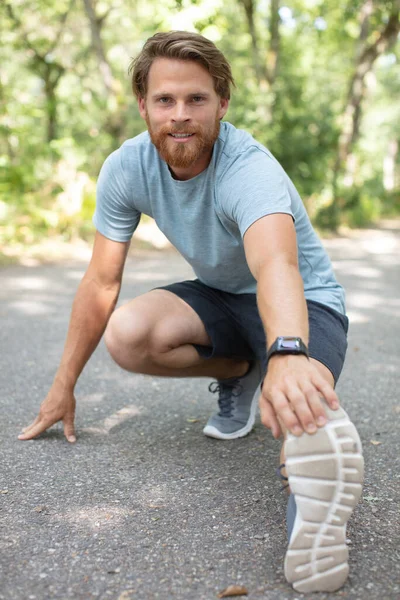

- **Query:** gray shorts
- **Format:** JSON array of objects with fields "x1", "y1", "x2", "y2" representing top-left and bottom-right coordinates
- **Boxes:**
[{"x1": 159, "y1": 279, "x2": 349, "y2": 385}]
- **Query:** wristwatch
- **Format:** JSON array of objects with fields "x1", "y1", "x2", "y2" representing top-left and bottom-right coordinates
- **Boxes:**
[{"x1": 267, "y1": 336, "x2": 309, "y2": 361}]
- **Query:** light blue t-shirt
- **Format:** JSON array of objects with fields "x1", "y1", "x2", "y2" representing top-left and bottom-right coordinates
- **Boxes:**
[{"x1": 93, "y1": 121, "x2": 345, "y2": 314}]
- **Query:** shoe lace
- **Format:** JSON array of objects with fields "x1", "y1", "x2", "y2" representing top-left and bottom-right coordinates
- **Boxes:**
[
  {"x1": 208, "y1": 379, "x2": 243, "y2": 417},
  {"x1": 276, "y1": 463, "x2": 290, "y2": 491}
]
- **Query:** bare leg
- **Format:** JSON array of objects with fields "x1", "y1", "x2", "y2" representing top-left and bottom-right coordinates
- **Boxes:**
[{"x1": 104, "y1": 289, "x2": 249, "y2": 380}]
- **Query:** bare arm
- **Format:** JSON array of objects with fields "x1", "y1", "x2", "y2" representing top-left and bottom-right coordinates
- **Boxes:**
[
  {"x1": 19, "y1": 232, "x2": 130, "y2": 442},
  {"x1": 243, "y1": 214, "x2": 339, "y2": 438},
  {"x1": 56, "y1": 232, "x2": 130, "y2": 387}
]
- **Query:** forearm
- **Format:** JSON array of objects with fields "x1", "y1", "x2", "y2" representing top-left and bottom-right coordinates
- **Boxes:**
[
  {"x1": 55, "y1": 275, "x2": 121, "y2": 389},
  {"x1": 244, "y1": 215, "x2": 338, "y2": 438},
  {"x1": 256, "y1": 258, "x2": 308, "y2": 350}
]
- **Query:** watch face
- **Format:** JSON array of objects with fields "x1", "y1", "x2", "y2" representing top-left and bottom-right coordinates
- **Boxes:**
[{"x1": 278, "y1": 337, "x2": 301, "y2": 350}]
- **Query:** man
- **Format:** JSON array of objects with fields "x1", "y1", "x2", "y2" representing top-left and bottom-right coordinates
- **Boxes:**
[{"x1": 19, "y1": 31, "x2": 364, "y2": 593}]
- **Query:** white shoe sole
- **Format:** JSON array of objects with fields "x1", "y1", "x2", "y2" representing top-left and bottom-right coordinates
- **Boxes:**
[
  {"x1": 202, "y1": 385, "x2": 259, "y2": 440},
  {"x1": 284, "y1": 401, "x2": 364, "y2": 593}
]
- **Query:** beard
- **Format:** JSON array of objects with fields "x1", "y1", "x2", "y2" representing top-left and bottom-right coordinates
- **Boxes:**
[{"x1": 146, "y1": 113, "x2": 221, "y2": 169}]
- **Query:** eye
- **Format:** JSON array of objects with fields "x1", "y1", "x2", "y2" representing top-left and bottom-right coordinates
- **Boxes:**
[
  {"x1": 158, "y1": 97, "x2": 172, "y2": 104},
  {"x1": 192, "y1": 96, "x2": 205, "y2": 102}
]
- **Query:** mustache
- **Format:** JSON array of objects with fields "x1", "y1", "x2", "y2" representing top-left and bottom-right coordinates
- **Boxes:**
[{"x1": 161, "y1": 125, "x2": 197, "y2": 135}]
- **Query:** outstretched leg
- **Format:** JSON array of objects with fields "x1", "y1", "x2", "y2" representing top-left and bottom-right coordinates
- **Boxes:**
[{"x1": 281, "y1": 359, "x2": 364, "y2": 593}]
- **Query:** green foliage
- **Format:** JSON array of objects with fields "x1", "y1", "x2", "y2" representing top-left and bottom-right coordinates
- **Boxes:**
[
  {"x1": 0, "y1": 0, "x2": 399, "y2": 256},
  {"x1": 315, "y1": 182, "x2": 400, "y2": 230}
]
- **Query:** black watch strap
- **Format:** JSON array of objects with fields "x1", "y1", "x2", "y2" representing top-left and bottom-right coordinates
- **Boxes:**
[{"x1": 267, "y1": 336, "x2": 309, "y2": 361}]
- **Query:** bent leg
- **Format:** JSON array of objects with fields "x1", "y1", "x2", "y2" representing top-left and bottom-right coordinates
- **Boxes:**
[{"x1": 104, "y1": 289, "x2": 248, "y2": 379}]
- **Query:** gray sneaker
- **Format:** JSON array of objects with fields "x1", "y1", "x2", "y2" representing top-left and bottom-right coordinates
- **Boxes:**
[
  {"x1": 283, "y1": 400, "x2": 364, "y2": 593},
  {"x1": 202, "y1": 362, "x2": 262, "y2": 440}
]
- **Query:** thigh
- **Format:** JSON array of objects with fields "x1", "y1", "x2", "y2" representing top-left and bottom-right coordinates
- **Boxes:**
[
  {"x1": 110, "y1": 288, "x2": 211, "y2": 349},
  {"x1": 157, "y1": 280, "x2": 256, "y2": 361}
]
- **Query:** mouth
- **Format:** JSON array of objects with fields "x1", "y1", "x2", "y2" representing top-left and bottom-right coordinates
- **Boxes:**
[{"x1": 168, "y1": 133, "x2": 195, "y2": 140}]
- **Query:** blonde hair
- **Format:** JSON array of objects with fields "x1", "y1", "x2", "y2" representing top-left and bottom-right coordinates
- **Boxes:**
[{"x1": 129, "y1": 31, "x2": 235, "y2": 99}]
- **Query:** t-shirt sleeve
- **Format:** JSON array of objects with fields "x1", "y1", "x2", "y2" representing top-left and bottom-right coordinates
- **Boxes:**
[
  {"x1": 93, "y1": 149, "x2": 141, "y2": 242},
  {"x1": 219, "y1": 147, "x2": 294, "y2": 237}
]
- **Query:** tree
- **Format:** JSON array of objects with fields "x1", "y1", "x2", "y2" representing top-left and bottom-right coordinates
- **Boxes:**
[
  {"x1": 5, "y1": 0, "x2": 74, "y2": 143},
  {"x1": 81, "y1": 0, "x2": 126, "y2": 140},
  {"x1": 237, "y1": 0, "x2": 281, "y2": 121},
  {"x1": 330, "y1": 0, "x2": 400, "y2": 227}
]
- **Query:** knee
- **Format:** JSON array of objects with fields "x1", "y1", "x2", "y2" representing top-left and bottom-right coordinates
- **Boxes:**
[
  {"x1": 104, "y1": 305, "x2": 176, "y2": 370},
  {"x1": 104, "y1": 306, "x2": 151, "y2": 369}
]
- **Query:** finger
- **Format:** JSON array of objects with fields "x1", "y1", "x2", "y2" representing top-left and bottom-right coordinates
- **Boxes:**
[
  {"x1": 270, "y1": 390, "x2": 303, "y2": 436},
  {"x1": 20, "y1": 416, "x2": 43, "y2": 436},
  {"x1": 285, "y1": 386, "x2": 319, "y2": 434},
  {"x1": 301, "y1": 383, "x2": 328, "y2": 427},
  {"x1": 312, "y1": 376, "x2": 340, "y2": 410},
  {"x1": 259, "y1": 396, "x2": 282, "y2": 438},
  {"x1": 18, "y1": 418, "x2": 51, "y2": 440},
  {"x1": 20, "y1": 415, "x2": 40, "y2": 434},
  {"x1": 63, "y1": 414, "x2": 76, "y2": 443}
]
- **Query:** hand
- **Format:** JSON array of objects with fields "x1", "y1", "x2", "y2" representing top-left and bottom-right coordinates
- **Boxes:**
[
  {"x1": 259, "y1": 354, "x2": 339, "y2": 439},
  {"x1": 18, "y1": 379, "x2": 76, "y2": 443}
]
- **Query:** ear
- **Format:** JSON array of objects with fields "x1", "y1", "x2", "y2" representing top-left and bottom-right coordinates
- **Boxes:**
[
  {"x1": 138, "y1": 97, "x2": 147, "y2": 120},
  {"x1": 218, "y1": 97, "x2": 229, "y2": 120}
]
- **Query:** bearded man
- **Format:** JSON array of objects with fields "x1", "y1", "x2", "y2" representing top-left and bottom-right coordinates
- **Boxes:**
[{"x1": 19, "y1": 31, "x2": 364, "y2": 593}]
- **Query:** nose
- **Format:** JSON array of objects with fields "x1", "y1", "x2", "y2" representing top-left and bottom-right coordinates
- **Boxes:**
[{"x1": 171, "y1": 101, "x2": 190, "y2": 123}]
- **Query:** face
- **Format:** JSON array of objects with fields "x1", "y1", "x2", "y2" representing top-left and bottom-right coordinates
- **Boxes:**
[{"x1": 138, "y1": 58, "x2": 229, "y2": 180}]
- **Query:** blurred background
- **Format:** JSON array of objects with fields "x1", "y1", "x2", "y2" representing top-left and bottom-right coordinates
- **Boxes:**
[{"x1": 1, "y1": 0, "x2": 399, "y2": 263}]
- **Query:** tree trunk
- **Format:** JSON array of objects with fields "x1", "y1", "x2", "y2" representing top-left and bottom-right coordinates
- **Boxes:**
[
  {"x1": 238, "y1": 0, "x2": 281, "y2": 123},
  {"x1": 268, "y1": 0, "x2": 280, "y2": 85},
  {"x1": 5, "y1": 2, "x2": 71, "y2": 144},
  {"x1": 82, "y1": 0, "x2": 115, "y2": 95},
  {"x1": 330, "y1": 1, "x2": 400, "y2": 228},
  {"x1": 383, "y1": 140, "x2": 398, "y2": 191},
  {"x1": 0, "y1": 77, "x2": 16, "y2": 162},
  {"x1": 81, "y1": 0, "x2": 125, "y2": 139},
  {"x1": 43, "y1": 63, "x2": 64, "y2": 143},
  {"x1": 240, "y1": 0, "x2": 269, "y2": 87}
]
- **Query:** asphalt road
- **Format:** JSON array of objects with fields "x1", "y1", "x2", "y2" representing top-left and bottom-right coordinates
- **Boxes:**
[{"x1": 1, "y1": 224, "x2": 399, "y2": 600}]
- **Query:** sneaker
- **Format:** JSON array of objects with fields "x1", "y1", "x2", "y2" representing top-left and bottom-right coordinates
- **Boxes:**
[
  {"x1": 202, "y1": 362, "x2": 262, "y2": 440},
  {"x1": 283, "y1": 399, "x2": 364, "y2": 593}
]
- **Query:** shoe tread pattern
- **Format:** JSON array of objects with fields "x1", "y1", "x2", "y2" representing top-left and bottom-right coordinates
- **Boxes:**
[{"x1": 284, "y1": 402, "x2": 364, "y2": 593}]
